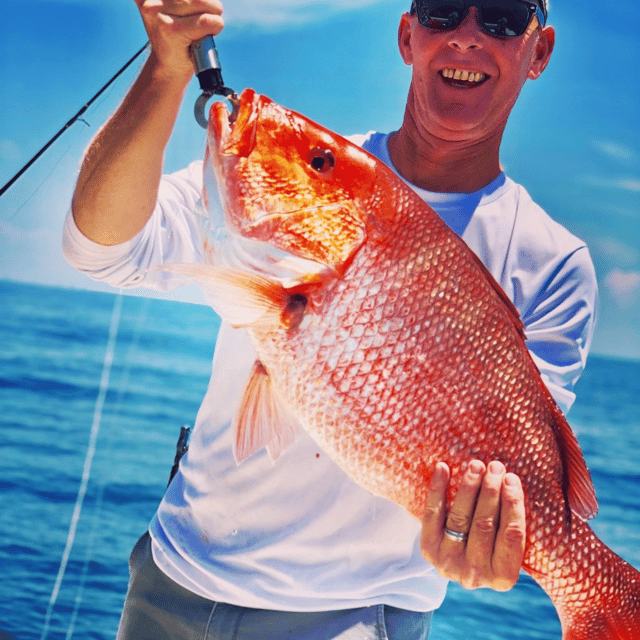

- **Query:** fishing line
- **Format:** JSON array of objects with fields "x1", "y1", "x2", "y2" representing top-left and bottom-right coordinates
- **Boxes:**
[
  {"x1": 3, "y1": 45, "x2": 149, "y2": 222},
  {"x1": 64, "y1": 295, "x2": 152, "y2": 640},
  {"x1": 40, "y1": 291, "x2": 124, "y2": 640},
  {"x1": 0, "y1": 43, "x2": 149, "y2": 199},
  {"x1": 5, "y1": 70, "x2": 131, "y2": 223},
  {"x1": 4, "y1": 140, "x2": 78, "y2": 223}
]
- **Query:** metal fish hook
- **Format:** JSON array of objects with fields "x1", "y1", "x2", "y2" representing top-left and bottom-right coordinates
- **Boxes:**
[{"x1": 189, "y1": 36, "x2": 238, "y2": 129}]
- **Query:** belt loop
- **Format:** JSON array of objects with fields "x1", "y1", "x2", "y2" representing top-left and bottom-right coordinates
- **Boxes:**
[
  {"x1": 377, "y1": 604, "x2": 389, "y2": 640},
  {"x1": 203, "y1": 601, "x2": 218, "y2": 640}
]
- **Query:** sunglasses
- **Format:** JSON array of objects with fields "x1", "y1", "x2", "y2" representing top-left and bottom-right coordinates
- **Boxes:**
[{"x1": 410, "y1": 0, "x2": 546, "y2": 38}]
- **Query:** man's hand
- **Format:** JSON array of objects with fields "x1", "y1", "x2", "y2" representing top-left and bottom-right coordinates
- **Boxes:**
[
  {"x1": 134, "y1": 0, "x2": 225, "y2": 78},
  {"x1": 421, "y1": 460, "x2": 526, "y2": 591}
]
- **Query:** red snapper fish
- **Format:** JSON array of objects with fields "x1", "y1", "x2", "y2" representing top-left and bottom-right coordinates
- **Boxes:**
[{"x1": 168, "y1": 89, "x2": 640, "y2": 639}]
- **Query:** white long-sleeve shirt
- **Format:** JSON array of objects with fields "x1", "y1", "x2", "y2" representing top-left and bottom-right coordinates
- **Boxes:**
[{"x1": 63, "y1": 132, "x2": 598, "y2": 613}]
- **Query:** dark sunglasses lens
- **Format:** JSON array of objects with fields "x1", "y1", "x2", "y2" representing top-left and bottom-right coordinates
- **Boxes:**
[
  {"x1": 479, "y1": 1, "x2": 532, "y2": 37},
  {"x1": 418, "y1": 1, "x2": 467, "y2": 31}
]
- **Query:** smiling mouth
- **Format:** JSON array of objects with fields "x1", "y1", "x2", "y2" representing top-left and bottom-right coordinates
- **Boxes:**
[{"x1": 439, "y1": 68, "x2": 489, "y2": 87}]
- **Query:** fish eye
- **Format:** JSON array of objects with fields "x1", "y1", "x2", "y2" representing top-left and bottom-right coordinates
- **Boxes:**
[{"x1": 308, "y1": 148, "x2": 335, "y2": 173}]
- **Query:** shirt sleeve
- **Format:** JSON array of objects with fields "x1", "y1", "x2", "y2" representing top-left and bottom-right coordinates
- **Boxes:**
[
  {"x1": 62, "y1": 160, "x2": 204, "y2": 291},
  {"x1": 517, "y1": 245, "x2": 598, "y2": 414}
]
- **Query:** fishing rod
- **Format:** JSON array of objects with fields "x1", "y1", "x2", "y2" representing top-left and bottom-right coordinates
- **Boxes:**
[
  {"x1": 1, "y1": 35, "x2": 235, "y2": 198},
  {"x1": 0, "y1": 43, "x2": 149, "y2": 199}
]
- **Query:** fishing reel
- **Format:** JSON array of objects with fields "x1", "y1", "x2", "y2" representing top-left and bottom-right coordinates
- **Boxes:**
[{"x1": 189, "y1": 36, "x2": 238, "y2": 128}]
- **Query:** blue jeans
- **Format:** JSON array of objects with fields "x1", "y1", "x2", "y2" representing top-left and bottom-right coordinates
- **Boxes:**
[{"x1": 117, "y1": 532, "x2": 433, "y2": 640}]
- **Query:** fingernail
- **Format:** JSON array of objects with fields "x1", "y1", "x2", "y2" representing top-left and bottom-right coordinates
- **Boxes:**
[
  {"x1": 488, "y1": 460, "x2": 505, "y2": 475},
  {"x1": 504, "y1": 473, "x2": 520, "y2": 487},
  {"x1": 435, "y1": 461, "x2": 449, "y2": 475},
  {"x1": 468, "y1": 460, "x2": 484, "y2": 475},
  {"x1": 429, "y1": 462, "x2": 449, "y2": 489}
]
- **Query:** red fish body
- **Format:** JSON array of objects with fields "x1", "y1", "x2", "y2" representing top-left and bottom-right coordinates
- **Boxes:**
[{"x1": 171, "y1": 89, "x2": 640, "y2": 639}]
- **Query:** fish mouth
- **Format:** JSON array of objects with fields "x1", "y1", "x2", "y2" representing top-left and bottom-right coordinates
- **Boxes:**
[
  {"x1": 210, "y1": 88, "x2": 260, "y2": 159},
  {"x1": 205, "y1": 90, "x2": 335, "y2": 285}
]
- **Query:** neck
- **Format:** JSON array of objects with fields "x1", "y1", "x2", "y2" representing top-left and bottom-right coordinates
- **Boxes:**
[{"x1": 388, "y1": 104, "x2": 504, "y2": 194}]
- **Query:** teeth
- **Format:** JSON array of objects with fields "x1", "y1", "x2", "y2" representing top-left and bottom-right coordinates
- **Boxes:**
[{"x1": 441, "y1": 68, "x2": 487, "y2": 83}]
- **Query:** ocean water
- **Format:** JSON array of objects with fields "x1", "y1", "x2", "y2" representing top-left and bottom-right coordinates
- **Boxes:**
[{"x1": 1, "y1": 279, "x2": 638, "y2": 640}]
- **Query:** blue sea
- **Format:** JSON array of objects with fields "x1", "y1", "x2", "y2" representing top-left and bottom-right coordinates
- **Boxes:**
[{"x1": 1, "y1": 279, "x2": 639, "y2": 640}]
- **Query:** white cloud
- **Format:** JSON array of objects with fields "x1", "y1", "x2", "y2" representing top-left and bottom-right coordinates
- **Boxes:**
[
  {"x1": 617, "y1": 178, "x2": 640, "y2": 192},
  {"x1": 223, "y1": 0, "x2": 391, "y2": 27},
  {"x1": 581, "y1": 175, "x2": 640, "y2": 193},
  {"x1": 605, "y1": 269, "x2": 640, "y2": 308},
  {"x1": 0, "y1": 220, "x2": 209, "y2": 304},
  {"x1": 28, "y1": 0, "x2": 389, "y2": 27},
  {"x1": 592, "y1": 139, "x2": 634, "y2": 162},
  {"x1": 592, "y1": 236, "x2": 640, "y2": 269},
  {"x1": 0, "y1": 220, "x2": 55, "y2": 243},
  {"x1": 13, "y1": 0, "x2": 128, "y2": 4}
]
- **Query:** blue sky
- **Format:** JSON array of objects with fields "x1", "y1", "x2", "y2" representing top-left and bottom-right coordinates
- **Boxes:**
[{"x1": 1, "y1": 0, "x2": 639, "y2": 360}]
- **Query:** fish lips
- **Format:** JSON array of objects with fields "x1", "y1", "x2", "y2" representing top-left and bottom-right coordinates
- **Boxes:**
[
  {"x1": 204, "y1": 88, "x2": 259, "y2": 241},
  {"x1": 206, "y1": 87, "x2": 265, "y2": 235},
  {"x1": 209, "y1": 88, "x2": 260, "y2": 160}
]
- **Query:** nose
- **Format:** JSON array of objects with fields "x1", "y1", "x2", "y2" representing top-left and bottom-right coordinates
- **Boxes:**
[{"x1": 447, "y1": 7, "x2": 484, "y2": 51}]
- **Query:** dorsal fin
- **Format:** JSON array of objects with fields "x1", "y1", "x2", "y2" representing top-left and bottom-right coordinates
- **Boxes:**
[
  {"x1": 426, "y1": 204, "x2": 597, "y2": 518},
  {"x1": 373, "y1": 163, "x2": 527, "y2": 341},
  {"x1": 463, "y1": 240, "x2": 527, "y2": 341},
  {"x1": 546, "y1": 399, "x2": 598, "y2": 521},
  {"x1": 458, "y1": 229, "x2": 597, "y2": 518}
]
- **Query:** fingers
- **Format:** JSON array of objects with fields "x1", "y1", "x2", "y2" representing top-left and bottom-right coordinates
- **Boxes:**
[
  {"x1": 444, "y1": 460, "x2": 486, "y2": 543},
  {"x1": 440, "y1": 460, "x2": 486, "y2": 571},
  {"x1": 421, "y1": 460, "x2": 526, "y2": 592},
  {"x1": 492, "y1": 473, "x2": 526, "y2": 591},
  {"x1": 135, "y1": 0, "x2": 225, "y2": 74},
  {"x1": 464, "y1": 461, "x2": 505, "y2": 576},
  {"x1": 420, "y1": 462, "x2": 449, "y2": 563}
]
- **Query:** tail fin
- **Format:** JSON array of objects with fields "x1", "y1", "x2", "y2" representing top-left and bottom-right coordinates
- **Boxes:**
[{"x1": 556, "y1": 522, "x2": 640, "y2": 639}]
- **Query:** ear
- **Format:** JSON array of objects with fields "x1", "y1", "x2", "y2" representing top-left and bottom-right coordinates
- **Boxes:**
[
  {"x1": 528, "y1": 25, "x2": 555, "y2": 80},
  {"x1": 398, "y1": 13, "x2": 414, "y2": 66}
]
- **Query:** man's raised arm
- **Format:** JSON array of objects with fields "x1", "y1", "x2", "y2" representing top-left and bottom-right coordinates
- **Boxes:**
[{"x1": 71, "y1": 0, "x2": 224, "y2": 246}]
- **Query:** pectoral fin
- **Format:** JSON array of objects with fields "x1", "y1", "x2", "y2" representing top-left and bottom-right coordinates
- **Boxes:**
[{"x1": 154, "y1": 263, "x2": 288, "y2": 328}]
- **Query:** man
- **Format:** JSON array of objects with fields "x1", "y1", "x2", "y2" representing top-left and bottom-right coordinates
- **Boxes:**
[{"x1": 63, "y1": 1, "x2": 597, "y2": 638}]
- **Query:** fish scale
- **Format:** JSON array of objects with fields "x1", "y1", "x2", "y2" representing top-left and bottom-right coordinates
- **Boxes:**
[
  {"x1": 253, "y1": 184, "x2": 563, "y2": 525},
  {"x1": 165, "y1": 88, "x2": 640, "y2": 638}
]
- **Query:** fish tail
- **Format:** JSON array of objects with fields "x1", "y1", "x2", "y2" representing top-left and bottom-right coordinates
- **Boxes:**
[{"x1": 550, "y1": 521, "x2": 640, "y2": 639}]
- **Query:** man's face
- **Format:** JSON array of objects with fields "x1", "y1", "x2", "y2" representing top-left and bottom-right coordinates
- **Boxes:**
[{"x1": 398, "y1": 4, "x2": 554, "y2": 144}]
